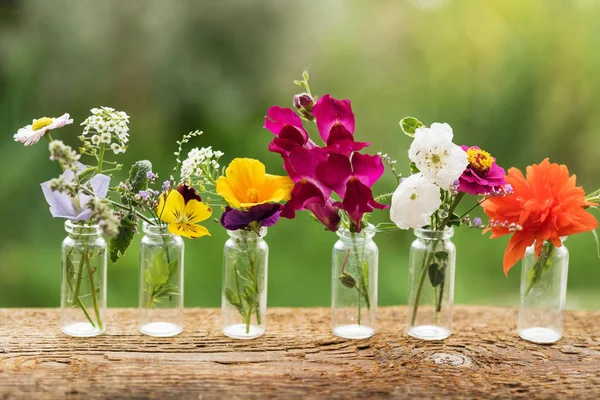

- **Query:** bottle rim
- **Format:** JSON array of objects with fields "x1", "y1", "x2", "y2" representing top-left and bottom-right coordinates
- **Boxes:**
[
  {"x1": 64, "y1": 220, "x2": 102, "y2": 236},
  {"x1": 227, "y1": 227, "x2": 267, "y2": 239}
]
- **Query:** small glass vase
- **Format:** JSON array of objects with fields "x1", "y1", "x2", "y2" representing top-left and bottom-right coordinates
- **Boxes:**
[
  {"x1": 406, "y1": 227, "x2": 456, "y2": 340},
  {"x1": 518, "y1": 239, "x2": 569, "y2": 344},
  {"x1": 331, "y1": 227, "x2": 378, "y2": 339},
  {"x1": 138, "y1": 222, "x2": 185, "y2": 337},
  {"x1": 61, "y1": 221, "x2": 107, "y2": 337},
  {"x1": 222, "y1": 228, "x2": 268, "y2": 340}
]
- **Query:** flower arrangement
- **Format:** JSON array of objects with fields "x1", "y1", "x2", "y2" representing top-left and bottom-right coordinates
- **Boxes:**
[
  {"x1": 263, "y1": 71, "x2": 389, "y2": 336},
  {"x1": 13, "y1": 109, "x2": 220, "y2": 334},
  {"x1": 482, "y1": 159, "x2": 599, "y2": 285},
  {"x1": 390, "y1": 117, "x2": 510, "y2": 337}
]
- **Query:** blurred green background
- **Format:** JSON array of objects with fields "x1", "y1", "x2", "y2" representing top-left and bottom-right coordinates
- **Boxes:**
[{"x1": 1, "y1": 0, "x2": 599, "y2": 310}]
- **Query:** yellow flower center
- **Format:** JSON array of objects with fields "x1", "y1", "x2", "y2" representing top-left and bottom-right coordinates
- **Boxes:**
[
  {"x1": 467, "y1": 148, "x2": 493, "y2": 174},
  {"x1": 430, "y1": 154, "x2": 441, "y2": 164},
  {"x1": 32, "y1": 117, "x2": 53, "y2": 131},
  {"x1": 246, "y1": 187, "x2": 260, "y2": 203}
]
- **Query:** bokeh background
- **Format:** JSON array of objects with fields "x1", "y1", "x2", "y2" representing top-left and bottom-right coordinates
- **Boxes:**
[{"x1": 1, "y1": 0, "x2": 599, "y2": 309}]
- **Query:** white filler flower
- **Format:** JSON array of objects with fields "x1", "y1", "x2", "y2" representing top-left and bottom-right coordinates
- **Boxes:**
[
  {"x1": 408, "y1": 122, "x2": 468, "y2": 189},
  {"x1": 14, "y1": 114, "x2": 73, "y2": 146},
  {"x1": 390, "y1": 173, "x2": 442, "y2": 230}
]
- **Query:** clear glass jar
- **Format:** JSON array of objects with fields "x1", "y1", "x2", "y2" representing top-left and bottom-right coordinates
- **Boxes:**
[
  {"x1": 61, "y1": 221, "x2": 107, "y2": 337},
  {"x1": 222, "y1": 228, "x2": 268, "y2": 339},
  {"x1": 518, "y1": 240, "x2": 569, "y2": 344},
  {"x1": 138, "y1": 222, "x2": 185, "y2": 337},
  {"x1": 331, "y1": 227, "x2": 378, "y2": 339},
  {"x1": 406, "y1": 227, "x2": 456, "y2": 340}
]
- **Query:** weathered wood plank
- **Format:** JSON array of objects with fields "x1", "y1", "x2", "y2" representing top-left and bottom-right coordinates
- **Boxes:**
[{"x1": 0, "y1": 307, "x2": 598, "y2": 399}]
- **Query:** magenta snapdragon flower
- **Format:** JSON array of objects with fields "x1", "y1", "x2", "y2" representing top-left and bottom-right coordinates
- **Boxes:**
[
  {"x1": 457, "y1": 145, "x2": 506, "y2": 196},
  {"x1": 265, "y1": 93, "x2": 387, "y2": 233}
]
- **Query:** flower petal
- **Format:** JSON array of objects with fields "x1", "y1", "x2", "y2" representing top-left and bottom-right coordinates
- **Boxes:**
[
  {"x1": 184, "y1": 199, "x2": 212, "y2": 224},
  {"x1": 157, "y1": 190, "x2": 185, "y2": 224},
  {"x1": 312, "y1": 94, "x2": 355, "y2": 142},
  {"x1": 168, "y1": 222, "x2": 210, "y2": 239}
]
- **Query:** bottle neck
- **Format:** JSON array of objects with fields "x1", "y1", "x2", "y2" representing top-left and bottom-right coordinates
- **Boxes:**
[
  {"x1": 227, "y1": 227, "x2": 267, "y2": 240},
  {"x1": 64, "y1": 220, "x2": 102, "y2": 238},
  {"x1": 142, "y1": 222, "x2": 174, "y2": 238},
  {"x1": 414, "y1": 227, "x2": 454, "y2": 241},
  {"x1": 336, "y1": 227, "x2": 375, "y2": 244}
]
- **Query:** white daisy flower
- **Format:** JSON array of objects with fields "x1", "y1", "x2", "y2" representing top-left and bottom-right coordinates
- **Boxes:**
[
  {"x1": 100, "y1": 132, "x2": 112, "y2": 144},
  {"x1": 13, "y1": 113, "x2": 73, "y2": 146},
  {"x1": 408, "y1": 122, "x2": 468, "y2": 190},
  {"x1": 390, "y1": 173, "x2": 442, "y2": 230},
  {"x1": 91, "y1": 135, "x2": 101, "y2": 145}
]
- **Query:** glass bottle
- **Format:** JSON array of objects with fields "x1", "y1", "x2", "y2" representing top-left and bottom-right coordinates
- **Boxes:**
[
  {"x1": 406, "y1": 227, "x2": 456, "y2": 340},
  {"x1": 138, "y1": 222, "x2": 185, "y2": 337},
  {"x1": 331, "y1": 227, "x2": 378, "y2": 339},
  {"x1": 518, "y1": 239, "x2": 569, "y2": 344},
  {"x1": 61, "y1": 221, "x2": 107, "y2": 337},
  {"x1": 222, "y1": 228, "x2": 268, "y2": 340}
]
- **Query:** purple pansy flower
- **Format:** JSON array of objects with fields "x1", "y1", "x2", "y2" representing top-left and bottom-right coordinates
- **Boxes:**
[
  {"x1": 41, "y1": 162, "x2": 110, "y2": 221},
  {"x1": 220, "y1": 204, "x2": 282, "y2": 231}
]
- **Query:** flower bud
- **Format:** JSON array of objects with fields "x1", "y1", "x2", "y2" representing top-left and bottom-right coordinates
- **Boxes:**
[{"x1": 293, "y1": 93, "x2": 315, "y2": 112}]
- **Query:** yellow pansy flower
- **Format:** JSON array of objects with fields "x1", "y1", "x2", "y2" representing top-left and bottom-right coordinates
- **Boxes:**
[
  {"x1": 216, "y1": 158, "x2": 294, "y2": 209},
  {"x1": 157, "y1": 188, "x2": 212, "y2": 239}
]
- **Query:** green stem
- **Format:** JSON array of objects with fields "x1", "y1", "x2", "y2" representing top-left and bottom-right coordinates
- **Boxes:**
[
  {"x1": 525, "y1": 243, "x2": 556, "y2": 296},
  {"x1": 65, "y1": 248, "x2": 95, "y2": 327},
  {"x1": 410, "y1": 193, "x2": 464, "y2": 326},
  {"x1": 84, "y1": 247, "x2": 103, "y2": 331},
  {"x1": 97, "y1": 143, "x2": 105, "y2": 174}
]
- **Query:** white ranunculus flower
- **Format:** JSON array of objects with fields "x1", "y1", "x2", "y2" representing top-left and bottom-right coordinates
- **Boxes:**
[
  {"x1": 390, "y1": 173, "x2": 442, "y2": 230},
  {"x1": 13, "y1": 113, "x2": 73, "y2": 146},
  {"x1": 408, "y1": 122, "x2": 468, "y2": 189}
]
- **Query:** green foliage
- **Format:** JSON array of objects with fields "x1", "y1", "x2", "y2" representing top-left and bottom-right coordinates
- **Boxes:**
[
  {"x1": 128, "y1": 160, "x2": 152, "y2": 194},
  {"x1": 109, "y1": 212, "x2": 138, "y2": 263},
  {"x1": 144, "y1": 251, "x2": 179, "y2": 307},
  {"x1": 399, "y1": 117, "x2": 424, "y2": 137}
]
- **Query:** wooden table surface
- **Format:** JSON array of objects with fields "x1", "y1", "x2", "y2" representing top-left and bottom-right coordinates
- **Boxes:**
[{"x1": 0, "y1": 306, "x2": 598, "y2": 399}]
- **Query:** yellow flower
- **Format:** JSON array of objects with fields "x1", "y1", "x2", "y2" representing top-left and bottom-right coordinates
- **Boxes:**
[
  {"x1": 216, "y1": 158, "x2": 294, "y2": 209},
  {"x1": 157, "y1": 189, "x2": 212, "y2": 239}
]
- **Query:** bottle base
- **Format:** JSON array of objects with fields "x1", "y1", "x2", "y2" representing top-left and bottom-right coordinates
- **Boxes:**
[
  {"x1": 139, "y1": 322, "x2": 183, "y2": 337},
  {"x1": 407, "y1": 325, "x2": 451, "y2": 340},
  {"x1": 61, "y1": 322, "x2": 104, "y2": 337},
  {"x1": 223, "y1": 324, "x2": 264, "y2": 340},
  {"x1": 333, "y1": 324, "x2": 375, "y2": 339},
  {"x1": 519, "y1": 327, "x2": 562, "y2": 344}
]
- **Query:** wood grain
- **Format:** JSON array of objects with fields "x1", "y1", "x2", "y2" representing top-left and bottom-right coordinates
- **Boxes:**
[{"x1": 0, "y1": 307, "x2": 598, "y2": 399}]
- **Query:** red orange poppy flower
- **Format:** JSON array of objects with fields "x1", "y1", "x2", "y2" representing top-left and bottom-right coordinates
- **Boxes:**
[{"x1": 482, "y1": 159, "x2": 597, "y2": 275}]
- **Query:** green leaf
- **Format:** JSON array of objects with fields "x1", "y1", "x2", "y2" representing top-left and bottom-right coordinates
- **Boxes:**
[
  {"x1": 145, "y1": 252, "x2": 171, "y2": 288},
  {"x1": 428, "y1": 263, "x2": 446, "y2": 287},
  {"x1": 128, "y1": 160, "x2": 152, "y2": 194},
  {"x1": 243, "y1": 284, "x2": 257, "y2": 298},
  {"x1": 302, "y1": 69, "x2": 309, "y2": 81},
  {"x1": 399, "y1": 117, "x2": 424, "y2": 137},
  {"x1": 410, "y1": 162, "x2": 420, "y2": 174},
  {"x1": 447, "y1": 213, "x2": 462, "y2": 227},
  {"x1": 108, "y1": 212, "x2": 137, "y2": 263},
  {"x1": 435, "y1": 251, "x2": 449, "y2": 261},
  {"x1": 225, "y1": 287, "x2": 240, "y2": 306}
]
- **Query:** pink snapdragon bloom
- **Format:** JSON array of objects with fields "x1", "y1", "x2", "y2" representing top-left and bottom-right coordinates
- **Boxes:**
[
  {"x1": 280, "y1": 147, "x2": 341, "y2": 231},
  {"x1": 263, "y1": 106, "x2": 316, "y2": 156},
  {"x1": 458, "y1": 145, "x2": 506, "y2": 196},
  {"x1": 316, "y1": 152, "x2": 388, "y2": 231},
  {"x1": 264, "y1": 93, "x2": 386, "y2": 232}
]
